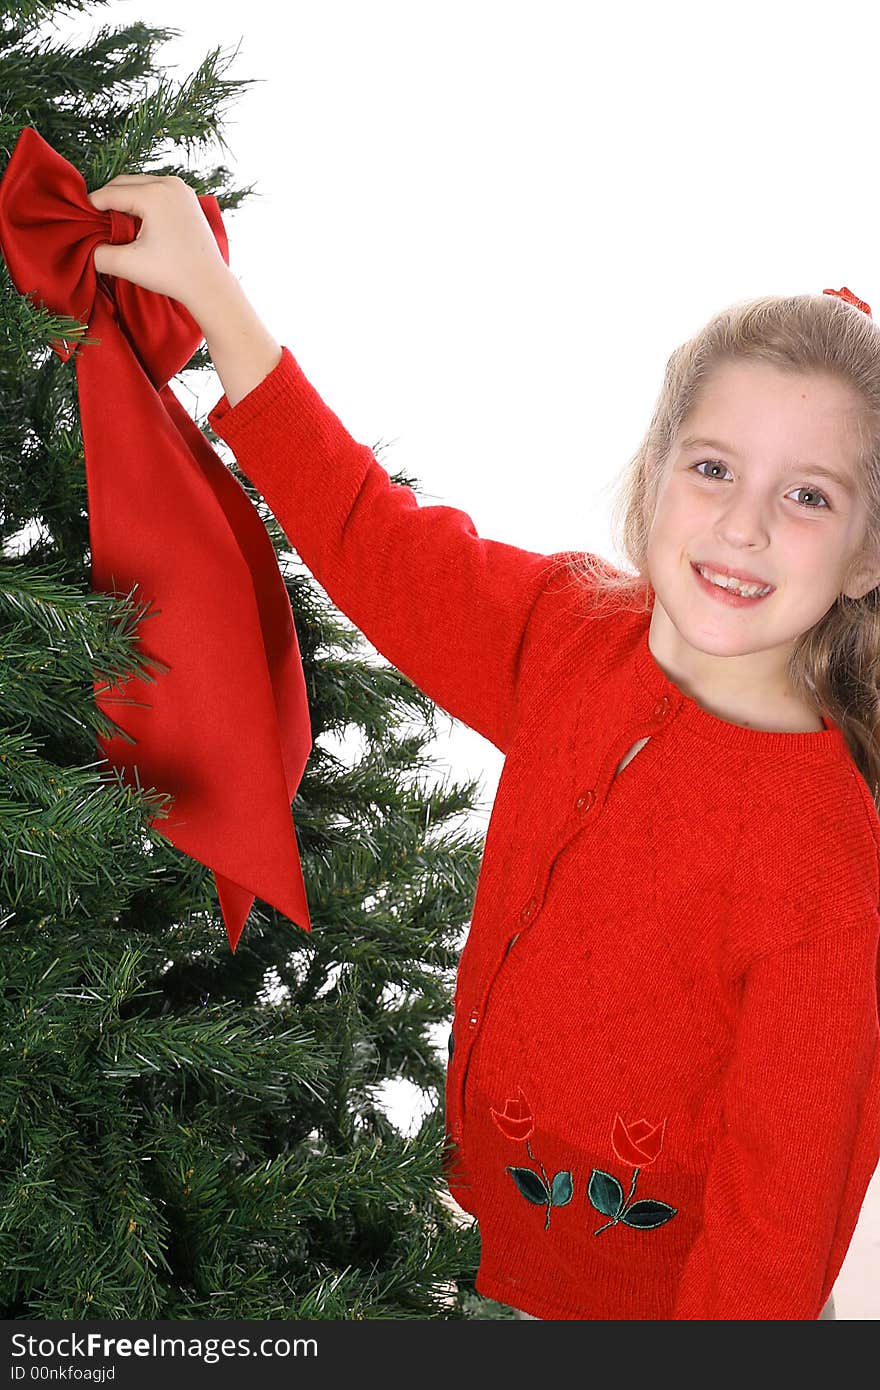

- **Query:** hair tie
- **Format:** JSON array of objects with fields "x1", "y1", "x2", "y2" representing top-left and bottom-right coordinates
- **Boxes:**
[{"x1": 823, "y1": 285, "x2": 872, "y2": 316}]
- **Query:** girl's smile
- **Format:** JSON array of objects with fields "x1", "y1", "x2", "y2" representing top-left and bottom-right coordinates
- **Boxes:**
[{"x1": 690, "y1": 559, "x2": 775, "y2": 607}]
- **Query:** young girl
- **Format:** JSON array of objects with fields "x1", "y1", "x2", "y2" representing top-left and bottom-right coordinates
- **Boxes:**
[{"x1": 87, "y1": 174, "x2": 880, "y2": 1321}]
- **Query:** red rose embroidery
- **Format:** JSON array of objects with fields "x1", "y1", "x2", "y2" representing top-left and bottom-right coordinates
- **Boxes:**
[
  {"x1": 611, "y1": 1113, "x2": 667, "y2": 1169},
  {"x1": 490, "y1": 1085, "x2": 534, "y2": 1142},
  {"x1": 491, "y1": 1086, "x2": 573, "y2": 1230},
  {"x1": 589, "y1": 1113, "x2": 677, "y2": 1235}
]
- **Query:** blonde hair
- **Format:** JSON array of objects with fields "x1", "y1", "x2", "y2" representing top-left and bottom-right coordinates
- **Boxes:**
[{"x1": 566, "y1": 292, "x2": 880, "y2": 806}]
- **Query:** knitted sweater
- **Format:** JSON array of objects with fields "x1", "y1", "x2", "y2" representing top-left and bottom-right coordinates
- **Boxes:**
[{"x1": 207, "y1": 345, "x2": 880, "y2": 1321}]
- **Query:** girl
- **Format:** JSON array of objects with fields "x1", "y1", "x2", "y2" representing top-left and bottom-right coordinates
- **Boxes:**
[{"x1": 87, "y1": 173, "x2": 880, "y2": 1320}]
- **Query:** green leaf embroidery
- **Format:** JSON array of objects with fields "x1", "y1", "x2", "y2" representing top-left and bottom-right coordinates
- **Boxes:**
[
  {"x1": 590, "y1": 1161, "x2": 679, "y2": 1236},
  {"x1": 550, "y1": 1170, "x2": 574, "y2": 1207},
  {"x1": 588, "y1": 1168, "x2": 624, "y2": 1218},
  {"x1": 506, "y1": 1165, "x2": 549, "y2": 1205},
  {"x1": 620, "y1": 1198, "x2": 677, "y2": 1229}
]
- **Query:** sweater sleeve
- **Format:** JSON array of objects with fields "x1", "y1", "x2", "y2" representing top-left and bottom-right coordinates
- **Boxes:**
[
  {"x1": 206, "y1": 346, "x2": 573, "y2": 755},
  {"x1": 672, "y1": 913, "x2": 880, "y2": 1320}
]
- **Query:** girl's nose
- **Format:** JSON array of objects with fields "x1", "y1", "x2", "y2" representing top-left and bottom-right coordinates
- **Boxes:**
[{"x1": 712, "y1": 495, "x2": 772, "y2": 547}]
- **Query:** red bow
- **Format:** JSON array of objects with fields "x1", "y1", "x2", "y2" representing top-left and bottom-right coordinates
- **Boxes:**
[
  {"x1": 0, "y1": 125, "x2": 312, "y2": 952},
  {"x1": 822, "y1": 285, "x2": 872, "y2": 316}
]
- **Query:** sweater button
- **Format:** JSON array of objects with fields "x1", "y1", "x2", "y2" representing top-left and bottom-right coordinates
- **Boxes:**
[
  {"x1": 653, "y1": 696, "x2": 671, "y2": 721},
  {"x1": 468, "y1": 1009, "x2": 479, "y2": 1029},
  {"x1": 520, "y1": 896, "x2": 539, "y2": 923},
  {"x1": 574, "y1": 789, "x2": 595, "y2": 814}
]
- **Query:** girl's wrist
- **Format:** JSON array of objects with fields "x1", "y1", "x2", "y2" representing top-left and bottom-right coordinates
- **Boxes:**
[
  {"x1": 184, "y1": 263, "x2": 245, "y2": 330},
  {"x1": 189, "y1": 269, "x2": 283, "y2": 410}
]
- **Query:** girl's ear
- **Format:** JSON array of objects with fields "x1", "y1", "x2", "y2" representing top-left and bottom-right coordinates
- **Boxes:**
[{"x1": 841, "y1": 544, "x2": 880, "y2": 601}]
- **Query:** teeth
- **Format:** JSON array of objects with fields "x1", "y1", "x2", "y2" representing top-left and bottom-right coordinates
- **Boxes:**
[{"x1": 696, "y1": 565, "x2": 772, "y2": 599}]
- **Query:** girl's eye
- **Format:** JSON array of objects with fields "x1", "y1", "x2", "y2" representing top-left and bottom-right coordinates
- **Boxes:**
[
  {"x1": 691, "y1": 459, "x2": 831, "y2": 510},
  {"x1": 692, "y1": 458, "x2": 730, "y2": 483}
]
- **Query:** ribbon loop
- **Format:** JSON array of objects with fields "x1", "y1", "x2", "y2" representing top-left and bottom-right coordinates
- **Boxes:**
[{"x1": 0, "y1": 127, "x2": 226, "y2": 388}]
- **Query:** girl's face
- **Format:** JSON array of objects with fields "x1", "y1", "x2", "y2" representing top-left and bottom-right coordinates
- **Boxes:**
[{"x1": 645, "y1": 360, "x2": 879, "y2": 702}]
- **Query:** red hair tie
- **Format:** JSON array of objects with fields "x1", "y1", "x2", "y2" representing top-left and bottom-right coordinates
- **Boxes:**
[
  {"x1": 0, "y1": 125, "x2": 313, "y2": 953},
  {"x1": 822, "y1": 285, "x2": 872, "y2": 316}
]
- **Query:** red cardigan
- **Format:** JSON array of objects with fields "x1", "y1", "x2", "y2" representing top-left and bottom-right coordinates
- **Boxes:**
[{"x1": 208, "y1": 345, "x2": 880, "y2": 1320}]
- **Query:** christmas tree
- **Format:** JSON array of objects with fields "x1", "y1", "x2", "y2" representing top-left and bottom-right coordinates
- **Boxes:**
[{"x1": 0, "y1": 2, "x2": 497, "y2": 1319}]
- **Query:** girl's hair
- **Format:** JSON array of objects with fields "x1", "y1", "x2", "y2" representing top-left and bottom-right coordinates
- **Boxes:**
[{"x1": 566, "y1": 292, "x2": 880, "y2": 807}]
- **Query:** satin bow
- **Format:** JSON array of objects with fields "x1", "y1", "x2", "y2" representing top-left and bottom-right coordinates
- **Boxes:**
[
  {"x1": 0, "y1": 125, "x2": 312, "y2": 952},
  {"x1": 822, "y1": 285, "x2": 872, "y2": 316}
]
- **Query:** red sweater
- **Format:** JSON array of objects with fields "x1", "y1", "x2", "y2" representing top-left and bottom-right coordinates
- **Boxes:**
[{"x1": 207, "y1": 346, "x2": 880, "y2": 1320}]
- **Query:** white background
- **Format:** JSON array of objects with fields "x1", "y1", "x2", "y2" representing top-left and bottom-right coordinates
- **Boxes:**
[{"x1": 44, "y1": 0, "x2": 880, "y2": 1316}]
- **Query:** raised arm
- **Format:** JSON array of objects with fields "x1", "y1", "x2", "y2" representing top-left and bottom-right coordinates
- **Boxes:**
[{"x1": 198, "y1": 272, "x2": 578, "y2": 753}]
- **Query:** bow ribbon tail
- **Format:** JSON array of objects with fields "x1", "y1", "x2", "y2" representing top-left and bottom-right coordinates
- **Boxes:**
[{"x1": 79, "y1": 288, "x2": 312, "y2": 952}]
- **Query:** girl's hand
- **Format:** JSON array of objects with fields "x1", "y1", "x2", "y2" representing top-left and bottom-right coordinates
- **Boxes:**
[{"x1": 86, "y1": 173, "x2": 230, "y2": 313}]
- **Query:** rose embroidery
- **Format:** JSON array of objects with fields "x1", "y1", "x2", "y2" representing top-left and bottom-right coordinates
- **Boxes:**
[
  {"x1": 490, "y1": 1086, "x2": 534, "y2": 1143},
  {"x1": 589, "y1": 1113, "x2": 677, "y2": 1235},
  {"x1": 491, "y1": 1086, "x2": 574, "y2": 1231},
  {"x1": 612, "y1": 1113, "x2": 667, "y2": 1167}
]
